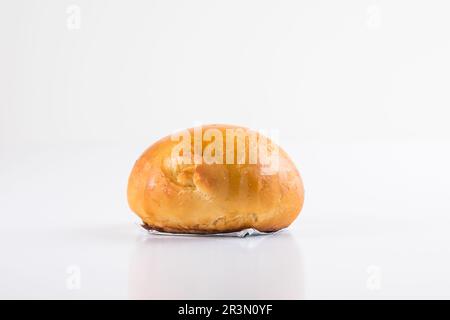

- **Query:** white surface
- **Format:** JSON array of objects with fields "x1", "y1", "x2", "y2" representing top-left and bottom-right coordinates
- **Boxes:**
[
  {"x1": 1, "y1": 1, "x2": 450, "y2": 299},
  {"x1": 1, "y1": 141, "x2": 450, "y2": 299}
]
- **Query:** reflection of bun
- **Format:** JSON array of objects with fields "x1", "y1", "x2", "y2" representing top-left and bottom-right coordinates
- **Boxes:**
[
  {"x1": 127, "y1": 124, "x2": 304, "y2": 233},
  {"x1": 129, "y1": 233, "x2": 304, "y2": 299}
]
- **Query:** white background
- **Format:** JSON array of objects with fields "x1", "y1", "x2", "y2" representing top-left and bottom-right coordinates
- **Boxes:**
[{"x1": 1, "y1": 0, "x2": 450, "y2": 299}]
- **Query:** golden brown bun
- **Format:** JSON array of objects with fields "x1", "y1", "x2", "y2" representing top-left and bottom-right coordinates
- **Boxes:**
[{"x1": 127, "y1": 124, "x2": 304, "y2": 234}]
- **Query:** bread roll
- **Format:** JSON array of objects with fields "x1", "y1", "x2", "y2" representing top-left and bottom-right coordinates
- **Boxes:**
[{"x1": 127, "y1": 124, "x2": 304, "y2": 234}]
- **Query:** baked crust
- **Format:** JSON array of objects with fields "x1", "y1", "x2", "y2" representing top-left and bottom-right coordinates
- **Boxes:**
[
  {"x1": 141, "y1": 223, "x2": 280, "y2": 234},
  {"x1": 127, "y1": 124, "x2": 304, "y2": 233}
]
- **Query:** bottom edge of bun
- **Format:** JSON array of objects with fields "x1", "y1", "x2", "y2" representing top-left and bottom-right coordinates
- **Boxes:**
[{"x1": 141, "y1": 222, "x2": 279, "y2": 235}]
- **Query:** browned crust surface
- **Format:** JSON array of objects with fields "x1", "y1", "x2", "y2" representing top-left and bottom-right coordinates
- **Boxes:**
[
  {"x1": 141, "y1": 222, "x2": 279, "y2": 234},
  {"x1": 128, "y1": 124, "x2": 304, "y2": 233}
]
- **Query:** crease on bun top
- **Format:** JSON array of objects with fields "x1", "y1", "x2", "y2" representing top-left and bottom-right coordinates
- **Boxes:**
[{"x1": 127, "y1": 124, "x2": 304, "y2": 234}]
